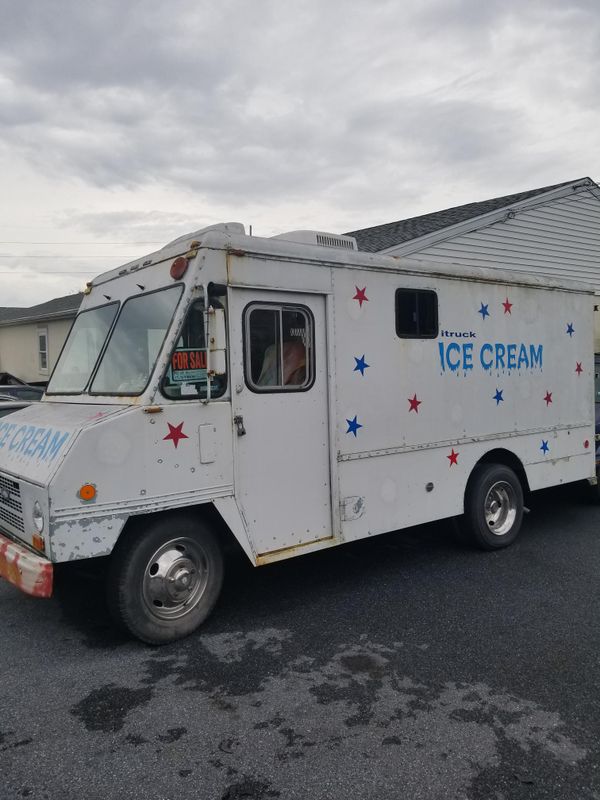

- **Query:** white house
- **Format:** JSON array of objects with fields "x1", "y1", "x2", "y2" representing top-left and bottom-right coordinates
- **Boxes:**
[{"x1": 0, "y1": 293, "x2": 82, "y2": 384}]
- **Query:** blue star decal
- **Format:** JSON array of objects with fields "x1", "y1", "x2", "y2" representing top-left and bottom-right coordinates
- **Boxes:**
[
  {"x1": 353, "y1": 355, "x2": 370, "y2": 376},
  {"x1": 493, "y1": 389, "x2": 504, "y2": 405},
  {"x1": 566, "y1": 323, "x2": 574, "y2": 337},
  {"x1": 540, "y1": 440, "x2": 549, "y2": 455},
  {"x1": 346, "y1": 415, "x2": 363, "y2": 437},
  {"x1": 478, "y1": 303, "x2": 490, "y2": 320}
]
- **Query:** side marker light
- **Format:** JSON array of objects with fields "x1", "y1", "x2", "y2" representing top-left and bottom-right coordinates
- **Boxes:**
[{"x1": 79, "y1": 484, "x2": 97, "y2": 502}]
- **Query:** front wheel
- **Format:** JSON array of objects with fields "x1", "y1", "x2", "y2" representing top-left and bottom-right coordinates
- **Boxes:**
[
  {"x1": 461, "y1": 463, "x2": 524, "y2": 550},
  {"x1": 107, "y1": 514, "x2": 224, "y2": 644}
]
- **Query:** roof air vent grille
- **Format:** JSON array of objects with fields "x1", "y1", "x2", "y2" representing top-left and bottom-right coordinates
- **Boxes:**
[{"x1": 316, "y1": 234, "x2": 356, "y2": 250}]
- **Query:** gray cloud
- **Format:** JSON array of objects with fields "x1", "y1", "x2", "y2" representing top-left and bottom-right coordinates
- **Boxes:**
[{"x1": 0, "y1": 0, "x2": 598, "y2": 293}]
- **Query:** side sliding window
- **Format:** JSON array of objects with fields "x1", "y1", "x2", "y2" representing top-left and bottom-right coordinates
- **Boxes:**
[{"x1": 244, "y1": 304, "x2": 314, "y2": 392}]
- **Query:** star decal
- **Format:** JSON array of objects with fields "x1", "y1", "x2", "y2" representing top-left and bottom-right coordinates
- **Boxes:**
[
  {"x1": 493, "y1": 388, "x2": 504, "y2": 405},
  {"x1": 502, "y1": 297, "x2": 513, "y2": 314},
  {"x1": 353, "y1": 355, "x2": 370, "y2": 376},
  {"x1": 566, "y1": 323, "x2": 575, "y2": 337},
  {"x1": 540, "y1": 440, "x2": 549, "y2": 455},
  {"x1": 544, "y1": 391, "x2": 552, "y2": 406},
  {"x1": 478, "y1": 303, "x2": 490, "y2": 320},
  {"x1": 447, "y1": 448, "x2": 459, "y2": 466},
  {"x1": 163, "y1": 422, "x2": 189, "y2": 449},
  {"x1": 353, "y1": 287, "x2": 368, "y2": 307},
  {"x1": 408, "y1": 394, "x2": 422, "y2": 413},
  {"x1": 575, "y1": 362, "x2": 583, "y2": 375},
  {"x1": 346, "y1": 415, "x2": 363, "y2": 437}
]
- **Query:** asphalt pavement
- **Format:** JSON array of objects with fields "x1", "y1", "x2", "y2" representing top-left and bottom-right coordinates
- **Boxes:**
[{"x1": 1, "y1": 483, "x2": 600, "y2": 800}]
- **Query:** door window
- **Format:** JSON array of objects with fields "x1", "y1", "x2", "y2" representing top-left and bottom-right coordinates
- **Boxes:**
[
  {"x1": 161, "y1": 290, "x2": 228, "y2": 400},
  {"x1": 245, "y1": 304, "x2": 313, "y2": 391}
]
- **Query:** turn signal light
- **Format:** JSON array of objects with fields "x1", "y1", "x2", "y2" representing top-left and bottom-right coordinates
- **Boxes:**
[{"x1": 78, "y1": 484, "x2": 97, "y2": 502}]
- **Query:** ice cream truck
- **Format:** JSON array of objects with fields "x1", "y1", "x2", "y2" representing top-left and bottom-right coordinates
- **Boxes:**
[{"x1": 0, "y1": 223, "x2": 595, "y2": 643}]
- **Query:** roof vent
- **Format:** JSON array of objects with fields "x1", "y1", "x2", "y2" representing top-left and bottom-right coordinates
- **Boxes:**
[{"x1": 271, "y1": 230, "x2": 357, "y2": 250}]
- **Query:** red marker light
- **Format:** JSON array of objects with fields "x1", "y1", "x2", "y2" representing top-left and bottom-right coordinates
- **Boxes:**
[{"x1": 170, "y1": 256, "x2": 189, "y2": 280}]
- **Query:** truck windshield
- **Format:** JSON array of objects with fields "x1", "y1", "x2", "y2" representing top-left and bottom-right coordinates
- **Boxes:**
[
  {"x1": 91, "y1": 285, "x2": 183, "y2": 395},
  {"x1": 47, "y1": 303, "x2": 119, "y2": 394}
]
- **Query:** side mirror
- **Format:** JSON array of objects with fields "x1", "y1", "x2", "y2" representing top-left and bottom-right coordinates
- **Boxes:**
[{"x1": 208, "y1": 306, "x2": 226, "y2": 377}]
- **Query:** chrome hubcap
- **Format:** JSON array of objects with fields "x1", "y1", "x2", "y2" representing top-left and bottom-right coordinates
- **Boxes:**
[
  {"x1": 142, "y1": 537, "x2": 209, "y2": 620},
  {"x1": 484, "y1": 481, "x2": 517, "y2": 536}
]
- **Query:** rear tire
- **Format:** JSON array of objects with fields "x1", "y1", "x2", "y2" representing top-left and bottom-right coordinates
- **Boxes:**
[
  {"x1": 107, "y1": 513, "x2": 224, "y2": 645},
  {"x1": 462, "y1": 463, "x2": 524, "y2": 551}
]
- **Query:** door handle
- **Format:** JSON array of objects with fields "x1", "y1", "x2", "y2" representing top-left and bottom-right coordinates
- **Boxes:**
[{"x1": 233, "y1": 415, "x2": 246, "y2": 436}]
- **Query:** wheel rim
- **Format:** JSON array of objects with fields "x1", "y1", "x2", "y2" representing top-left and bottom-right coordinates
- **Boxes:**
[
  {"x1": 484, "y1": 480, "x2": 517, "y2": 536},
  {"x1": 142, "y1": 537, "x2": 209, "y2": 621}
]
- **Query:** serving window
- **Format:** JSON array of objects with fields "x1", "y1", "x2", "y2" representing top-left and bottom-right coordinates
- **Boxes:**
[{"x1": 395, "y1": 289, "x2": 438, "y2": 338}]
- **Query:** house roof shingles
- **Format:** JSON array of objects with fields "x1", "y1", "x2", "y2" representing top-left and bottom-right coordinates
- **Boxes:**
[
  {"x1": 0, "y1": 293, "x2": 83, "y2": 325},
  {"x1": 344, "y1": 179, "x2": 590, "y2": 253}
]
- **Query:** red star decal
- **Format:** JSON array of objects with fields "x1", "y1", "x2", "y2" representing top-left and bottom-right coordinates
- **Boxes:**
[
  {"x1": 544, "y1": 391, "x2": 552, "y2": 406},
  {"x1": 408, "y1": 394, "x2": 422, "y2": 413},
  {"x1": 447, "y1": 448, "x2": 459, "y2": 466},
  {"x1": 575, "y1": 362, "x2": 583, "y2": 375},
  {"x1": 502, "y1": 297, "x2": 513, "y2": 314},
  {"x1": 163, "y1": 422, "x2": 189, "y2": 449},
  {"x1": 353, "y1": 286, "x2": 368, "y2": 307}
]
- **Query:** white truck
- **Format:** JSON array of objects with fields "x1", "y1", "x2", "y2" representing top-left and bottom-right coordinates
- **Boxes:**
[{"x1": 0, "y1": 223, "x2": 594, "y2": 643}]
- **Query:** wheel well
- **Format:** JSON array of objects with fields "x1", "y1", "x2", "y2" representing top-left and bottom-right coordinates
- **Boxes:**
[
  {"x1": 116, "y1": 503, "x2": 245, "y2": 559},
  {"x1": 472, "y1": 449, "x2": 530, "y2": 495}
]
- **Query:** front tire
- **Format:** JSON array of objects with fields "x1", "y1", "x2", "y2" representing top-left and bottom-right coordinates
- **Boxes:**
[
  {"x1": 107, "y1": 513, "x2": 224, "y2": 644},
  {"x1": 462, "y1": 463, "x2": 524, "y2": 550}
]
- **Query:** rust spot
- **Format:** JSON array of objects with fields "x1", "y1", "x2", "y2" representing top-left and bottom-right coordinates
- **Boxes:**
[{"x1": 256, "y1": 536, "x2": 336, "y2": 566}]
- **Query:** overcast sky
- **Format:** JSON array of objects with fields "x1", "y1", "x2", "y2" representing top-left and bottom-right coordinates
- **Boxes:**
[{"x1": 0, "y1": 0, "x2": 598, "y2": 307}]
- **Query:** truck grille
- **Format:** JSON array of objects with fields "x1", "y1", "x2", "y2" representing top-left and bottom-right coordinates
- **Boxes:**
[{"x1": 0, "y1": 473, "x2": 24, "y2": 533}]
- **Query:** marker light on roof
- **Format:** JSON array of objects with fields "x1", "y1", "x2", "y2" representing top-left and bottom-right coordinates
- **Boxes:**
[{"x1": 170, "y1": 257, "x2": 189, "y2": 280}]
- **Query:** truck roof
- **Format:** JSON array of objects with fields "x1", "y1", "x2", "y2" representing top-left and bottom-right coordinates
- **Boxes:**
[{"x1": 87, "y1": 222, "x2": 594, "y2": 296}]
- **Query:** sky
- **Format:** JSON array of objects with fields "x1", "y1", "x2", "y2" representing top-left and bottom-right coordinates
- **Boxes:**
[{"x1": 0, "y1": 0, "x2": 598, "y2": 307}]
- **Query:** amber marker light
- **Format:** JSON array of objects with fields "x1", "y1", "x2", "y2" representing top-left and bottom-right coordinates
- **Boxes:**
[
  {"x1": 32, "y1": 534, "x2": 45, "y2": 553},
  {"x1": 79, "y1": 483, "x2": 97, "y2": 501}
]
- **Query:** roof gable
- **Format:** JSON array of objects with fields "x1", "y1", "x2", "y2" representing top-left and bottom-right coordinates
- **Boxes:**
[{"x1": 344, "y1": 179, "x2": 596, "y2": 253}]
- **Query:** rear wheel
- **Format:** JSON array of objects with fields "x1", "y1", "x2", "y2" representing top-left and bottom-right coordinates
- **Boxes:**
[
  {"x1": 107, "y1": 514, "x2": 224, "y2": 644},
  {"x1": 462, "y1": 463, "x2": 524, "y2": 550}
]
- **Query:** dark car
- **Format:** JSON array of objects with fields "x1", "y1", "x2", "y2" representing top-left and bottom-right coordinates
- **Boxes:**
[
  {"x1": 0, "y1": 395, "x2": 30, "y2": 418},
  {"x1": 0, "y1": 372, "x2": 28, "y2": 385},
  {"x1": 0, "y1": 384, "x2": 44, "y2": 401}
]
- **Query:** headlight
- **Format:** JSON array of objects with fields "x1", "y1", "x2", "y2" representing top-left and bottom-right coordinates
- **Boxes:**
[{"x1": 32, "y1": 500, "x2": 44, "y2": 533}]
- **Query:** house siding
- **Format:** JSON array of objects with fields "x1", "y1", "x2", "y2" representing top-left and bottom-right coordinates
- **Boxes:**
[
  {"x1": 389, "y1": 192, "x2": 600, "y2": 287},
  {"x1": 0, "y1": 318, "x2": 73, "y2": 384}
]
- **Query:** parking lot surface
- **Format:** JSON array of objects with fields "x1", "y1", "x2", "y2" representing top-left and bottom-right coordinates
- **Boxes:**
[{"x1": 1, "y1": 484, "x2": 600, "y2": 800}]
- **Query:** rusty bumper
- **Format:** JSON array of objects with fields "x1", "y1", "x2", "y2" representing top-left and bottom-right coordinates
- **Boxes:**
[{"x1": 0, "y1": 531, "x2": 53, "y2": 598}]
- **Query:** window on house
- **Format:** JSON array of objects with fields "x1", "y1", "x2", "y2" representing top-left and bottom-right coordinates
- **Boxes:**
[
  {"x1": 38, "y1": 328, "x2": 48, "y2": 372},
  {"x1": 245, "y1": 304, "x2": 313, "y2": 392},
  {"x1": 395, "y1": 289, "x2": 438, "y2": 338}
]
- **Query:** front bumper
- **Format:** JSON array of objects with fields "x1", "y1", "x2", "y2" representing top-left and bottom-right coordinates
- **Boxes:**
[{"x1": 0, "y1": 531, "x2": 53, "y2": 598}]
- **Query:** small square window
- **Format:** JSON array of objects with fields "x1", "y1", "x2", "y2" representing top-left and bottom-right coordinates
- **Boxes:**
[{"x1": 395, "y1": 289, "x2": 438, "y2": 338}]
